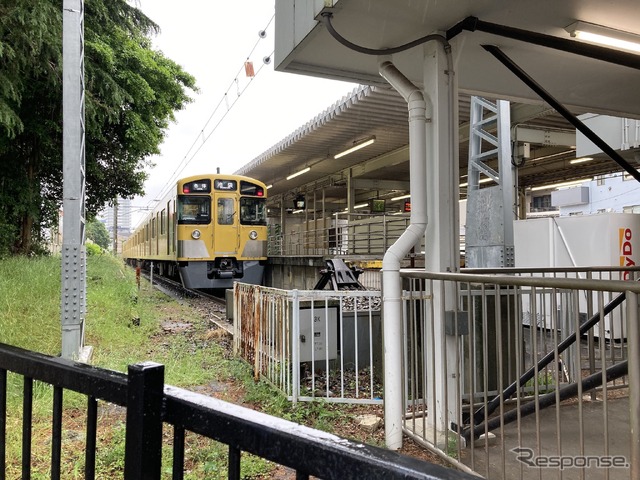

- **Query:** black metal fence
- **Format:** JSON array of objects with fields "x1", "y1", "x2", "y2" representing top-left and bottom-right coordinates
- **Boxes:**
[{"x1": 0, "y1": 342, "x2": 475, "y2": 480}]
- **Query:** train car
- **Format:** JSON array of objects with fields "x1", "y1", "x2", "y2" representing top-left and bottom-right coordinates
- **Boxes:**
[{"x1": 122, "y1": 173, "x2": 268, "y2": 289}]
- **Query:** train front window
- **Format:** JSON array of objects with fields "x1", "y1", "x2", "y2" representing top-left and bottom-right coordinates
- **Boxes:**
[
  {"x1": 177, "y1": 196, "x2": 211, "y2": 225},
  {"x1": 239, "y1": 197, "x2": 267, "y2": 226},
  {"x1": 217, "y1": 197, "x2": 235, "y2": 225}
]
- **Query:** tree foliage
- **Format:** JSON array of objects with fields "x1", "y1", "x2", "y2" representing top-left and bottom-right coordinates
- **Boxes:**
[
  {"x1": 85, "y1": 218, "x2": 110, "y2": 250},
  {"x1": 0, "y1": 0, "x2": 196, "y2": 254}
]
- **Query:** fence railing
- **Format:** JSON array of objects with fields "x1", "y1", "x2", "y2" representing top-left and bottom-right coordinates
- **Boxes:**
[
  {"x1": 233, "y1": 283, "x2": 384, "y2": 404},
  {"x1": 399, "y1": 266, "x2": 640, "y2": 479},
  {"x1": 268, "y1": 213, "x2": 422, "y2": 259},
  {"x1": 0, "y1": 342, "x2": 478, "y2": 480}
]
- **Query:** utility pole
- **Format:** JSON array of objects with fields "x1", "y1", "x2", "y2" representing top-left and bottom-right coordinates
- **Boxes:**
[
  {"x1": 113, "y1": 199, "x2": 118, "y2": 254},
  {"x1": 61, "y1": 0, "x2": 86, "y2": 359}
]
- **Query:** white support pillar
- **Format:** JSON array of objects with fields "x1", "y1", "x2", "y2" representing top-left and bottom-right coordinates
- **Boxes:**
[{"x1": 423, "y1": 41, "x2": 460, "y2": 442}]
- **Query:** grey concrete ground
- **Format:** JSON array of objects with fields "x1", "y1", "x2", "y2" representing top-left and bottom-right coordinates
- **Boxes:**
[{"x1": 458, "y1": 396, "x2": 631, "y2": 479}]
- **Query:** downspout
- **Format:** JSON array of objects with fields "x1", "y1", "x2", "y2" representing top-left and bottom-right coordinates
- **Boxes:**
[{"x1": 379, "y1": 60, "x2": 429, "y2": 450}]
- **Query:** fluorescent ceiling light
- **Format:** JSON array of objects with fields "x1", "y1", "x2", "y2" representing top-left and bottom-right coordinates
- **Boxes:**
[
  {"x1": 334, "y1": 136, "x2": 376, "y2": 159},
  {"x1": 459, "y1": 178, "x2": 493, "y2": 188},
  {"x1": 266, "y1": 184, "x2": 273, "y2": 189},
  {"x1": 390, "y1": 194, "x2": 411, "y2": 201},
  {"x1": 354, "y1": 203, "x2": 368, "y2": 209},
  {"x1": 530, "y1": 178, "x2": 591, "y2": 191},
  {"x1": 566, "y1": 21, "x2": 640, "y2": 54},
  {"x1": 286, "y1": 167, "x2": 310, "y2": 180},
  {"x1": 569, "y1": 157, "x2": 594, "y2": 165},
  {"x1": 531, "y1": 149, "x2": 576, "y2": 162}
]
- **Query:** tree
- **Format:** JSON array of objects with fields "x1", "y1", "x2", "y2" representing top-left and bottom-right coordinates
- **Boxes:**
[
  {"x1": 0, "y1": 0, "x2": 197, "y2": 255},
  {"x1": 85, "y1": 219, "x2": 110, "y2": 250}
]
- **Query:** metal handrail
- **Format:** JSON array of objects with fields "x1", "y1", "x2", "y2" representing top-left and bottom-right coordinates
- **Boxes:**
[
  {"x1": 400, "y1": 268, "x2": 640, "y2": 293},
  {"x1": 0, "y1": 342, "x2": 477, "y2": 479}
]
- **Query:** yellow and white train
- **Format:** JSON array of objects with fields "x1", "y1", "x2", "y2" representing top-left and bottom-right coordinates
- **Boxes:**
[{"x1": 122, "y1": 173, "x2": 268, "y2": 289}]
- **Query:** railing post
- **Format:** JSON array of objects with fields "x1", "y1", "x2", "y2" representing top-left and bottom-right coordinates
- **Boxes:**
[
  {"x1": 627, "y1": 290, "x2": 640, "y2": 478},
  {"x1": 291, "y1": 290, "x2": 300, "y2": 404},
  {"x1": 125, "y1": 362, "x2": 164, "y2": 480}
]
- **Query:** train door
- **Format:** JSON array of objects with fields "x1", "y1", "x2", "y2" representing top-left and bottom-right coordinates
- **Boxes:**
[{"x1": 214, "y1": 194, "x2": 239, "y2": 254}]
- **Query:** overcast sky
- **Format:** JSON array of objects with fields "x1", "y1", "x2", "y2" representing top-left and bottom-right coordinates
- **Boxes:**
[{"x1": 131, "y1": 0, "x2": 357, "y2": 224}]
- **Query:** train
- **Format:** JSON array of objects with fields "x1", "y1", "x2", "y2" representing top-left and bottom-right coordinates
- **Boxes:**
[{"x1": 122, "y1": 173, "x2": 268, "y2": 290}]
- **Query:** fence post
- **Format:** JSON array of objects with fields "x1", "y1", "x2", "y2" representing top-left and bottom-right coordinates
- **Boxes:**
[
  {"x1": 124, "y1": 362, "x2": 164, "y2": 480},
  {"x1": 627, "y1": 291, "x2": 640, "y2": 478},
  {"x1": 291, "y1": 290, "x2": 300, "y2": 404}
]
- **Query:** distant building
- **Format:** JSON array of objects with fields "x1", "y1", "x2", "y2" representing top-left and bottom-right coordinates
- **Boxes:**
[
  {"x1": 98, "y1": 198, "x2": 132, "y2": 252},
  {"x1": 551, "y1": 172, "x2": 640, "y2": 216}
]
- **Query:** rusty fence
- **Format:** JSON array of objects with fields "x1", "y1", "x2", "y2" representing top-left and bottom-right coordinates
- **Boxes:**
[
  {"x1": 399, "y1": 266, "x2": 640, "y2": 479},
  {"x1": 233, "y1": 283, "x2": 383, "y2": 404}
]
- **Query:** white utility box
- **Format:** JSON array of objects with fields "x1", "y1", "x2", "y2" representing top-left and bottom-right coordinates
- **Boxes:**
[{"x1": 298, "y1": 306, "x2": 338, "y2": 362}]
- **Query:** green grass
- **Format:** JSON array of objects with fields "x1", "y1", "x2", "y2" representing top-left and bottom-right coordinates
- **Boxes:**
[
  {"x1": 0, "y1": 254, "x2": 276, "y2": 479},
  {"x1": 0, "y1": 256, "x2": 62, "y2": 351},
  {"x1": 0, "y1": 253, "x2": 380, "y2": 478}
]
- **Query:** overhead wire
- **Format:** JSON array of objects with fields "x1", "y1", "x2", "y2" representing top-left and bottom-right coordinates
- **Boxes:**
[{"x1": 137, "y1": 13, "x2": 275, "y2": 223}]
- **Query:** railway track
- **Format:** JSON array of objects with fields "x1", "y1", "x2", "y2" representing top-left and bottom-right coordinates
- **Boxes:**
[{"x1": 140, "y1": 270, "x2": 234, "y2": 334}]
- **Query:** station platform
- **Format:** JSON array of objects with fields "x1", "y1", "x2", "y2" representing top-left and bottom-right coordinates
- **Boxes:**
[{"x1": 264, "y1": 254, "x2": 420, "y2": 291}]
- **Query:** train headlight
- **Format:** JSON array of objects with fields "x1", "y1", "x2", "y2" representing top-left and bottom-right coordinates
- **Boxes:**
[
  {"x1": 191, "y1": 229, "x2": 201, "y2": 240},
  {"x1": 249, "y1": 230, "x2": 258, "y2": 240}
]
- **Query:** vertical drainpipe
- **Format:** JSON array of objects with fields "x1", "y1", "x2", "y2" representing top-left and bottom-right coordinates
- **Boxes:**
[{"x1": 379, "y1": 59, "x2": 429, "y2": 450}]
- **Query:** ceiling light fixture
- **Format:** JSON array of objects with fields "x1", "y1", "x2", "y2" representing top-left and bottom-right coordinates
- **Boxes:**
[
  {"x1": 266, "y1": 184, "x2": 273, "y2": 189},
  {"x1": 286, "y1": 167, "x2": 310, "y2": 181},
  {"x1": 530, "y1": 149, "x2": 576, "y2": 162},
  {"x1": 569, "y1": 157, "x2": 594, "y2": 165},
  {"x1": 530, "y1": 178, "x2": 591, "y2": 192},
  {"x1": 390, "y1": 194, "x2": 411, "y2": 201},
  {"x1": 334, "y1": 136, "x2": 376, "y2": 159},
  {"x1": 565, "y1": 21, "x2": 640, "y2": 54},
  {"x1": 459, "y1": 178, "x2": 493, "y2": 188},
  {"x1": 354, "y1": 203, "x2": 368, "y2": 209}
]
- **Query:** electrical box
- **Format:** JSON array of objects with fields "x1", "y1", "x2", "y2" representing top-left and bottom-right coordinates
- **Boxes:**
[{"x1": 298, "y1": 307, "x2": 338, "y2": 362}]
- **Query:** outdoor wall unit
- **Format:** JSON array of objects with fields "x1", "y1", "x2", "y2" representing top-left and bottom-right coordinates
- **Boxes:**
[{"x1": 551, "y1": 186, "x2": 590, "y2": 207}]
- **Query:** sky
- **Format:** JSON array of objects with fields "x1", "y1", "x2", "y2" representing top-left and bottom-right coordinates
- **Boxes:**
[{"x1": 130, "y1": 0, "x2": 358, "y2": 225}]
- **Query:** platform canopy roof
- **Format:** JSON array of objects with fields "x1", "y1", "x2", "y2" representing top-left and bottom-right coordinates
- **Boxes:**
[{"x1": 237, "y1": 0, "x2": 640, "y2": 212}]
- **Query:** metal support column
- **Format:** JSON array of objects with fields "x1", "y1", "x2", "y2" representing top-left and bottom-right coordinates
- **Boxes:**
[
  {"x1": 61, "y1": 0, "x2": 86, "y2": 359},
  {"x1": 466, "y1": 96, "x2": 516, "y2": 268},
  {"x1": 627, "y1": 291, "x2": 640, "y2": 477}
]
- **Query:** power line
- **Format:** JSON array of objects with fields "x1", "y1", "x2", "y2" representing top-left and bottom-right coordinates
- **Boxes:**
[{"x1": 138, "y1": 13, "x2": 276, "y2": 220}]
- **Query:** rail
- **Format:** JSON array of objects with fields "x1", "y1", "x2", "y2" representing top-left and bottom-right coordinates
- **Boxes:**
[
  {"x1": 233, "y1": 283, "x2": 384, "y2": 404},
  {"x1": 268, "y1": 213, "x2": 423, "y2": 260},
  {"x1": 0, "y1": 342, "x2": 477, "y2": 479},
  {"x1": 398, "y1": 266, "x2": 640, "y2": 479}
]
